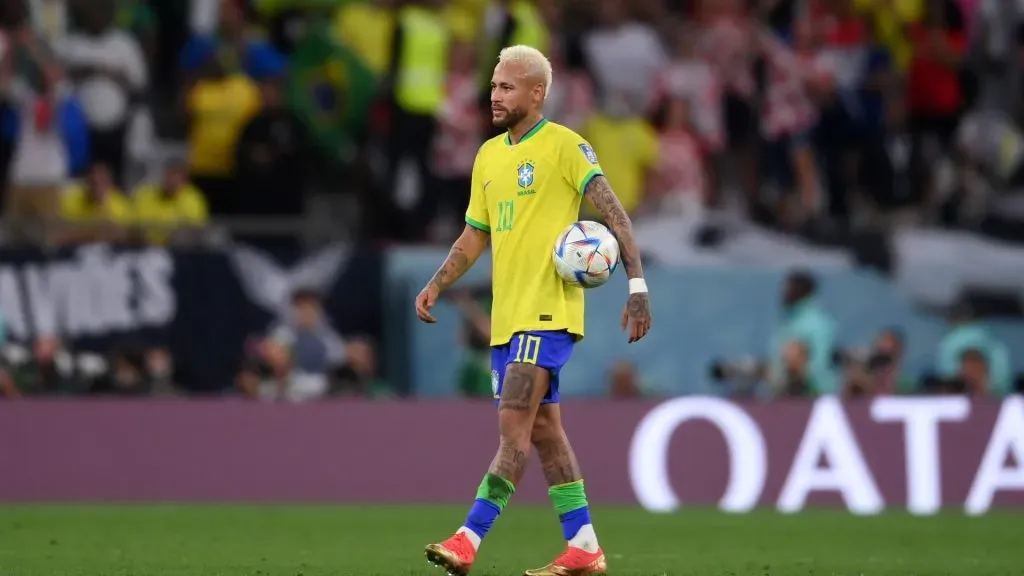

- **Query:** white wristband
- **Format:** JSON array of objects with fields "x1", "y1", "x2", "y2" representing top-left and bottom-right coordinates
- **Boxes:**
[{"x1": 628, "y1": 278, "x2": 648, "y2": 294}]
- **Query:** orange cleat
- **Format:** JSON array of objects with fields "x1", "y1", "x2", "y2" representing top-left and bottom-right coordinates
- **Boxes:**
[
  {"x1": 523, "y1": 546, "x2": 607, "y2": 576},
  {"x1": 424, "y1": 532, "x2": 476, "y2": 576}
]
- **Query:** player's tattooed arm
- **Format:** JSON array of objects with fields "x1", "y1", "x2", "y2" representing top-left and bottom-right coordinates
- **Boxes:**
[
  {"x1": 585, "y1": 175, "x2": 652, "y2": 342},
  {"x1": 430, "y1": 225, "x2": 489, "y2": 292},
  {"x1": 585, "y1": 175, "x2": 642, "y2": 279},
  {"x1": 416, "y1": 225, "x2": 489, "y2": 323}
]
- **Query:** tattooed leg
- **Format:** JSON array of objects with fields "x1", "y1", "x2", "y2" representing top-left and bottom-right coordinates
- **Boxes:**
[
  {"x1": 531, "y1": 403, "x2": 601, "y2": 552},
  {"x1": 489, "y1": 362, "x2": 549, "y2": 484},
  {"x1": 447, "y1": 363, "x2": 549, "y2": 552},
  {"x1": 532, "y1": 404, "x2": 582, "y2": 486}
]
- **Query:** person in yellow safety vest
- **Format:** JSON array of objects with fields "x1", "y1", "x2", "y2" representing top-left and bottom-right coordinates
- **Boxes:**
[
  {"x1": 386, "y1": 0, "x2": 450, "y2": 242},
  {"x1": 476, "y1": 0, "x2": 550, "y2": 137}
]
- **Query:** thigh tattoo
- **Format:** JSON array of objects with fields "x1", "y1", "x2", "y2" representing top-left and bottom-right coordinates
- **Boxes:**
[{"x1": 498, "y1": 363, "x2": 536, "y2": 413}]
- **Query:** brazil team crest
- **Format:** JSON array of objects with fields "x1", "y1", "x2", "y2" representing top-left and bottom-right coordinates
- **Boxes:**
[
  {"x1": 517, "y1": 161, "x2": 535, "y2": 188},
  {"x1": 491, "y1": 369, "x2": 500, "y2": 396},
  {"x1": 579, "y1": 143, "x2": 599, "y2": 165}
]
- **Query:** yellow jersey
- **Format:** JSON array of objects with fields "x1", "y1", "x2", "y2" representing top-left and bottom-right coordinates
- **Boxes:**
[
  {"x1": 61, "y1": 185, "x2": 133, "y2": 224},
  {"x1": 582, "y1": 113, "x2": 658, "y2": 215},
  {"x1": 466, "y1": 118, "x2": 604, "y2": 347},
  {"x1": 187, "y1": 74, "x2": 261, "y2": 176},
  {"x1": 133, "y1": 183, "x2": 210, "y2": 245}
]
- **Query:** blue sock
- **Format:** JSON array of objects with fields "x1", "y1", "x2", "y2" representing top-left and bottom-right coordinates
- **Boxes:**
[
  {"x1": 463, "y1": 473, "x2": 515, "y2": 540},
  {"x1": 549, "y1": 480, "x2": 593, "y2": 541},
  {"x1": 465, "y1": 499, "x2": 502, "y2": 539},
  {"x1": 558, "y1": 506, "x2": 592, "y2": 541}
]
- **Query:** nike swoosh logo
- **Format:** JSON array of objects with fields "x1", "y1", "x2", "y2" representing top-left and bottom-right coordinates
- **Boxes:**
[{"x1": 483, "y1": 180, "x2": 492, "y2": 190}]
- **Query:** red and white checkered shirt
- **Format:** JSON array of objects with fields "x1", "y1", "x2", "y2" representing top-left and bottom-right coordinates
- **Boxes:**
[
  {"x1": 433, "y1": 72, "x2": 484, "y2": 179},
  {"x1": 759, "y1": 31, "x2": 834, "y2": 140},
  {"x1": 655, "y1": 129, "x2": 706, "y2": 202},
  {"x1": 654, "y1": 60, "x2": 725, "y2": 152},
  {"x1": 699, "y1": 17, "x2": 757, "y2": 98}
]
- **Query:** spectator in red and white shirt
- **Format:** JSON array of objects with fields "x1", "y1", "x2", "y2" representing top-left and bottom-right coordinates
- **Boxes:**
[
  {"x1": 759, "y1": 21, "x2": 835, "y2": 226},
  {"x1": 697, "y1": 0, "x2": 771, "y2": 214},
  {"x1": 431, "y1": 40, "x2": 483, "y2": 241},
  {"x1": 654, "y1": 26, "x2": 724, "y2": 153},
  {"x1": 644, "y1": 95, "x2": 708, "y2": 216}
]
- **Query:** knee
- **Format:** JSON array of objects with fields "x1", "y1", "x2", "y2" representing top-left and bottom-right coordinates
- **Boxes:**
[
  {"x1": 497, "y1": 409, "x2": 533, "y2": 441},
  {"x1": 531, "y1": 413, "x2": 560, "y2": 446}
]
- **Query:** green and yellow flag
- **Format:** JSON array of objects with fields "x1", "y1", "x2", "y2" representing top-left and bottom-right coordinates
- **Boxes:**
[{"x1": 286, "y1": 21, "x2": 377, "y2": 159}]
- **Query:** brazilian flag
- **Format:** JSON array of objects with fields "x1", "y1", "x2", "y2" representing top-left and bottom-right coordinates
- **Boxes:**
[{"x1": 286, "y1": 21, "x2": 376, "y2": 160}]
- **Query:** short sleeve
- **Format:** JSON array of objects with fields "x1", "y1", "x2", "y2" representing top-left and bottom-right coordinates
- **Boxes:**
[
  {"x1": 563, "y1": 132, "x2": 604, "y2": 196},
  {"x1": 465, "y1": 149, "x2": 490, "y2": 233}
]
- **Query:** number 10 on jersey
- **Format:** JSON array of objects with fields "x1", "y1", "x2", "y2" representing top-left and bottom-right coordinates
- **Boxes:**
[{"x1": 496, "y1": 200, "x2": 514, "y2": 232}]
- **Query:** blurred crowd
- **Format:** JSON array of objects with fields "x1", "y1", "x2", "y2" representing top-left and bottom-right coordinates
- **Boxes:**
[
  {"x1": 4, "y1": 0, "x2": 1024, "y2": 244},
  {"x1": 448, "y1": 269, "x2": 1023, "y2": 402},
  {"x1": 0, "y1": 0, "x2": 1022, "y2": 400}
]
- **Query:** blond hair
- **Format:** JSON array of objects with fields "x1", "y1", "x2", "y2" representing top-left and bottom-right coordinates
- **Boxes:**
[{"x1": 497, "y1": 45, "x2": 553, "y2": 101}]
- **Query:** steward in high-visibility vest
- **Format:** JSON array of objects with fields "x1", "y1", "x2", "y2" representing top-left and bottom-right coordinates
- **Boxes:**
[{"x1": 391, "y1": 2, "x2": 449, "y2": 116}]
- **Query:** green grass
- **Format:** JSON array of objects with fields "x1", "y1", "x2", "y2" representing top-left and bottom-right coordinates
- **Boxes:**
[{"x1": 0, "y1": 505, "x2": 1020, "y2": 575}]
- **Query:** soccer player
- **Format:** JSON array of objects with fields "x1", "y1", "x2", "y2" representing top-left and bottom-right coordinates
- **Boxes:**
[{"x1": 415, "y1": 45, "x2": 652, "y2": 576}]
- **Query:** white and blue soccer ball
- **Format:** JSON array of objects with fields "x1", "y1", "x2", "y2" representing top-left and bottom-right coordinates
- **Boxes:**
[{"x1": 552, "y1": 221, "x2": 620, "y2": 289}]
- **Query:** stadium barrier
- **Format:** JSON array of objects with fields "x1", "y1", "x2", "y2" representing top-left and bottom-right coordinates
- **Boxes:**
[
  {"x1": 2, "y1": 396, "x2": 1022, "y2": 514},
  {"x1": 0, "y1": 242, "x2": 383, "y2": 392}
]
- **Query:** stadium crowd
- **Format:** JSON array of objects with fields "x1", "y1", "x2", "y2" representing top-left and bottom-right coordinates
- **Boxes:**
[{"x1": 0, "y1": 0, "x2": 1021, "y2": 400}]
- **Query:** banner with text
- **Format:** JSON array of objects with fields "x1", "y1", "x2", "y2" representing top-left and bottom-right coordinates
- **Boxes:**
[
  {"x1": 0, "y1": 243, "x2": 382, "y2": 392},
  {"x1": 2, "y1": 397, "x2": 1022, "y2": 514}
]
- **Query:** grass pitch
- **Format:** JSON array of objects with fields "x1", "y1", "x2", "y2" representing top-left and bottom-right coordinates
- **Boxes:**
[{"x1": 0, "y1": 505, "x2": 1019, "y2": 575}]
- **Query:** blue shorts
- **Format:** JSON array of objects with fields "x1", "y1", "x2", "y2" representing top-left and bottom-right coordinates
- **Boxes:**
[{"x1": 491, "y1": 330, "x2": 576, "y2": 406}]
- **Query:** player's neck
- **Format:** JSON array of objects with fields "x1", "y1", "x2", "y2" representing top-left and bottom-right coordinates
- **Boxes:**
[{"x1": 506, "y1": 114, "x2": 546, "y2": 145}]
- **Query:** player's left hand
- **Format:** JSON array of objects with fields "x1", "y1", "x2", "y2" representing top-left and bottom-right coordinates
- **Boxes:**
[{"x1": 621, "y1": 292, "x2": 652, "y2": 343}]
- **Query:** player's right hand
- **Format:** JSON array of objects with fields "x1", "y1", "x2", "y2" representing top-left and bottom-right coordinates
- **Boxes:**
[{"x1": 415, "y1": 284, "x2": 440, "y2": 323}]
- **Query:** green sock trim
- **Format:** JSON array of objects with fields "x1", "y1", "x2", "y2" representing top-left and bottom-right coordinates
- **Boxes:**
[
  {"x1": 475, "y1": 473, "x2": 516, "y2": 510},
  {"x1": 548, "y1": 479, "x2": 589, "y2": 516}
]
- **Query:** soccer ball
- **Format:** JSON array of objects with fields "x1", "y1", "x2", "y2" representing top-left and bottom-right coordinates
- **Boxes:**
[{"x1": 552, "y1": 221, "x2": 620, "y2": 288}]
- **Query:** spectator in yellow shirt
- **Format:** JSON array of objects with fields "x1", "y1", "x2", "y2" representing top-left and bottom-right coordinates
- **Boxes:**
[
  {"x1": 855, "y1": 0, "x2": 925, "y2": 70},
  {"x1": 582, "y1": 95, "x2": 659, "y2": 216},
  {"x1": 133, "y1": 159, "x2": 210, "y2": 245},
  {"x1": 186, "y1": 72, "x2": 262, "y2": 216},
  {"x1": 333, "y1": 0, "x2": 394, "y2": 76},
  {"x1": 59, "y1": 163, "x2": 133, "y2": 245}
]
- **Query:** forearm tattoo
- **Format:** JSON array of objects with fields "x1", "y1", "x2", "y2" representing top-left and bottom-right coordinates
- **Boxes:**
[
  {"x1": 586, "y1": 175, "x2": 652, "y2": 321},
  {"x1": 429, "y1": 245, "x2": 471, "y2": 292},
  {"x1": 585, "y1": 175, "x2": 643, "y2": 280},
  {"x1": 429, "y1": 228, "x2": 487, "y2": 292},
  {"x1": 535, "y1": 431, "x2": 582, "y2": 486}
]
